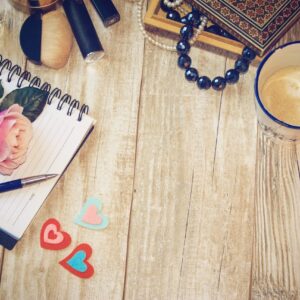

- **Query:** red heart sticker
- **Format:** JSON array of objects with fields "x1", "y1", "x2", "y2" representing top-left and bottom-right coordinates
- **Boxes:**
[
  {"x1": 59, "y1": 243, "x2": 94, "y2": 279},
  {"x1": 40, "y1": 218, "x2": 71, "y2": 250}
]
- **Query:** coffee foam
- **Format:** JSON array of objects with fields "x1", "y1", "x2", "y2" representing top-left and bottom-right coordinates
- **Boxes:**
[{"x1": 261, "y1": 66, "x2": 300, "y2": 126}]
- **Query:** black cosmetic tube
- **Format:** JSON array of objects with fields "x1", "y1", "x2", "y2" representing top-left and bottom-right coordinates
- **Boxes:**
[
  {"x1": 90, "y1": 0, "x2": 120, "y2": 27},
  {"x1": 63, "y1": 0, "x2": 105, "y2": 62}
]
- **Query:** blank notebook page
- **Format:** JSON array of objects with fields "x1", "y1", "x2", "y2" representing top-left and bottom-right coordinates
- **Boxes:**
[{"x1": 0, "y1": 70, "x2": 95, "y2": 240}]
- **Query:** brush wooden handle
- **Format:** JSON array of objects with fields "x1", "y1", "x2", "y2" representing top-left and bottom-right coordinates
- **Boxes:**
[{"x1": 41, "y1": 11, "x2": 73, "y2": 69}]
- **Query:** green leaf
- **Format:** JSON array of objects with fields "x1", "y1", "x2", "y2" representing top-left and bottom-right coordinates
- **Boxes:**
[
  {"x1": 0, "y1": 80, "x2": 4, "y2": 99},
  {"x1": 0, "y1": 87, "x2": 48, "y2": 122}
]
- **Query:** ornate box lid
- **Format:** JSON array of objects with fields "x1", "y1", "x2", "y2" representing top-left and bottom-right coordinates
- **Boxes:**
[{"x1": 189, "y1": 0, "x2": 300, "y2": 56}]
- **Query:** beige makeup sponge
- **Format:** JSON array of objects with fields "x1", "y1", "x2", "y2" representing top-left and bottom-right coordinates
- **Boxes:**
[{"x1": 41, "y1": 11, "x2": 73, "y2": 69}]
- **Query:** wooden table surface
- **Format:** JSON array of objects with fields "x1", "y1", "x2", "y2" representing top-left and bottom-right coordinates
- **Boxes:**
[{"x1": 1, "y1": 1, "x2": 300, "y2": 299}]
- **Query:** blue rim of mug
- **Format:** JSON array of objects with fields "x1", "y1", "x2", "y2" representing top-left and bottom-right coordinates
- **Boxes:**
[{"x1": 254, "y1": 41, "x2": 300, "y2": 130}]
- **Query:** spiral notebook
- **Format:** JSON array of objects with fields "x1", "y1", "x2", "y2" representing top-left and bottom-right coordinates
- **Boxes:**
[{"x1": 0, "y1": 57, "x2": 95, "y2": 250}]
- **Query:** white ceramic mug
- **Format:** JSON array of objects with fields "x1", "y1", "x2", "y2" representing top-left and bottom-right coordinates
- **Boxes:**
[{"x1": 254, "y1": 41, "x2": 300, "y2": 141}]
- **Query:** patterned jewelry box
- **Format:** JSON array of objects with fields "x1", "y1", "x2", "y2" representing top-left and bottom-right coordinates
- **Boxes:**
[{"x1": 189, "y1": 0, "x2": 300, "y2": 56}]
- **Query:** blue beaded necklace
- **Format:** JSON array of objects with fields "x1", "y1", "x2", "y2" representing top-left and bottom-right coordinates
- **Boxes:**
[{"x1": 162, "y1": 2, "x2": 257, "y2": 91}]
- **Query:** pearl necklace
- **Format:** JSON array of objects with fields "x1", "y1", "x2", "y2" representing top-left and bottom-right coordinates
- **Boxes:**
[
  {"x1": 137, "y1": 0, "x2": 207, "y2": 51},
  {"x1": 163, "y1": 0, "x2": 184, "y2": 9}
]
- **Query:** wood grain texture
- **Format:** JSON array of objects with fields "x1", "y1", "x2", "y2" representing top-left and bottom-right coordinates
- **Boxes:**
[
  {"x1": 177, "y1": 64, "x2": 258, "y2": 300},
  {"x1": 0, "y1": 1, "x2": 144, "y2": 299},
  {"x1": 123, "y1": 29, "x2": 257, "y2": 298},
  {"x1": 252, "y1": 131, "x2": 300, "y2": 300},
  {"x1": 251, "y1": 21, "x2": 300, "y2": 300}
]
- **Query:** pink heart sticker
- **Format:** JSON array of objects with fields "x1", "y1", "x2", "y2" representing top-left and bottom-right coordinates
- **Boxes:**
[
  {"x1": 40, "y1": 218, "x2": 71, "y2": 250},
  {"x1": 82, "y1": 205, "x2": 102, "y2": 225},
  {"x1": 44, "y1": 224, "x2": 64, "y2": 244}
]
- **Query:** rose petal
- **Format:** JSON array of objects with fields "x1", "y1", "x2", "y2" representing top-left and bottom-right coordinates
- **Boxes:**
[
  {"x1": 10, "y1": 146, "x2": 28, "y2": 161},
  {"x1": 0, "y1": 140, "x2": 10, "y2": 162},
  {"x1": 0, "y1": 164, "x2": 14, "y2": 176},
  {"x1": 0, "y1": 154, "x2": 26, "y2": 168},
  {"x1": 6, "y1": 129, "x2": 19, "y2": 148},
  {"x1": 0, "y1": 105, "x2": 32, "y2": 176},
  {"x1": 0, "y1": 119, "x2": 17, "y2": 140},
  {"x1": 6, "y1": 104, "x2": 23, "y2": 114}
]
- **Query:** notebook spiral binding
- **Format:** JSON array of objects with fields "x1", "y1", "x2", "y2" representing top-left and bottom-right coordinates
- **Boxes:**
[{"x1": 0, "y1": 55, "x2": 89, "y2": 121}]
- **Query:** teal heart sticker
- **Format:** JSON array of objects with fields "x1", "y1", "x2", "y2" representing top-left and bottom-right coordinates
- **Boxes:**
[
  {"x1": 67, "y1": 250, "x2": 88, "y2": 272},
  {"x1": 59, "y1": 243, "x2": 94, "y2": 278},
  {"x1": 74, "y1": 198, "x2": 109, "y2": 230}
]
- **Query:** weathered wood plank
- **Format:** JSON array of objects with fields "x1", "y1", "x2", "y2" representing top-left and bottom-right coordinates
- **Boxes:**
[
  {"x1": 252, "y1": 131, "x2": 300, "y2": 300},
  {"x1": 177, "y1": 63, "x2": 258, "y2": 300},
  {"x1": 123, "y1": 15, "x2": 257, "y2": 295},
  {"x1": 251, "y1": 20, "x2": 300, "y2": 300},
  {"x1": 0, "y1": 1, "x2": 144, "y2": 299}
]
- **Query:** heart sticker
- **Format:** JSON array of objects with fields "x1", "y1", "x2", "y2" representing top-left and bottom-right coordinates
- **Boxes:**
[
  {"x1": 40, "y1": 218, "x2": 71, "y2": 250},
  {"x1": 59, "y1": 243, "x2": 94, "y2": 279},
  {"x1": 74, "y1": 198, "x2": 109, "y2": 230}
]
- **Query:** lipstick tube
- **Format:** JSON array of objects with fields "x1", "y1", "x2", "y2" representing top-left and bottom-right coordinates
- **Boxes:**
[{"x1": 90, "y1": 0, "x2": 120, "y2": 27}]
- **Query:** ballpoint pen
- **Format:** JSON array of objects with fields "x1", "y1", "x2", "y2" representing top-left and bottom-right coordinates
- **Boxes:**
[{"x1": 0, "y1": 174, "x2": 58, "y2": 193}]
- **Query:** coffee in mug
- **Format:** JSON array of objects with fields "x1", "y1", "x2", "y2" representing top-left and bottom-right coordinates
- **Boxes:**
[
  {"x1": 255, "y1": 42, "x2": 300, "y2": 141},
  {"x1": 261, "y1": 66, "x2": 300, "y2": 126}
]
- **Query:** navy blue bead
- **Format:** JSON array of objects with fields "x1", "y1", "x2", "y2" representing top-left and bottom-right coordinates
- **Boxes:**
[
  {"x1": 185, "y1": 68, "x2": 198, "y2": 81},
  {"x1": 180, "y1": 25, "x2": 194, "y2": 40},
  {"x1": 191, "y1": 8, "x2": 201, "y2": 20},
  {"x1": 160, "y1": 0, "x2": 172, "y2": 12},
  {"x1": 242, "y1": 47, "x2": 256, "y2": 61},
  {"x1": 225, "y1": 69, "x2": 239, "y2": 84},
  {"x1": 180, "y1": 17, "x2": 189, "y2": 25},
  {"x1": 212, "y1": 76, "x2": 226, "y2": 91},
  {"x1": 193, "y1": 18, "x2": 201, "y2": 28},
  {"x1": 235, "y1": 58, "x2": 249, "y2": 73},
  {"x1": 181, "y1": 14, "x2": 193, "y2": 25},
  {"x1": 176, "y1": 40, "x2": 190, "y2": 54},
  {"x1": 178, "y1": 54, "x2": 192, "y2": 69},
  {"x1": 197, "y1": 76, "x2": 211, "y2": 89},
  {"x1": 185, "y1": 12, "x2": 196, "y2": 24},
  {"x1": 206, "y1": 25, "x2": 221, "y2": 35},
  {"x1": 186, "y1": 11, "x2": 201, "y2": 27},
  {"x1": 166, "y1": 10, "x2": 181, "y2": 22}
]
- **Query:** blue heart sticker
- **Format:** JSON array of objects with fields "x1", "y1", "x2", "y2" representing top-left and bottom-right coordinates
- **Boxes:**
[{"x1": 67, "y1": 250, "x2": 88, "y2": 273}]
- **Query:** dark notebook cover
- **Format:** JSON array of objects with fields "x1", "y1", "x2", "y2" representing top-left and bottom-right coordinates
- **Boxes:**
[{"x1": 189, "y1": 0, "x2": 300, "y2": 56}]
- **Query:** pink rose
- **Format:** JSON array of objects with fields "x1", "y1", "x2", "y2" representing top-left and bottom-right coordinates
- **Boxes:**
[{"x1": 0, "y1": 104, "x2": 33, "y2": 175}]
